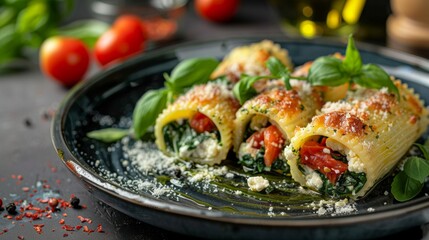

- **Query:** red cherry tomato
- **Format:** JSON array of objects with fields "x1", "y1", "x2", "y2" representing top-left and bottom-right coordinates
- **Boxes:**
[
  {"x1": 94, "y1": 14, "x2": 146, "y2": 67},
  {"x1": 195, "y1": 0, "x2": 239, "y2": 23},
  {"x1": 40, "y1": 37, "x2": 90, "y2": 87},
  {"x1": 189, "y1": 112, "x2": 216, "y2": 133}
]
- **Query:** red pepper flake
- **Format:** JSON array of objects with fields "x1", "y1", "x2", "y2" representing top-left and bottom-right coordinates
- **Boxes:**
[
  {"x1": 6, "y1": 215, "x2": 13, "y2": 219},
  {"x1": 62, "y1": 225, "x2": 74, "y2": 231},
  {"x1": 11, "y1": 174, "x2": 16, "y2": 179},
  {"x1": 63, "y1": 233, "x2": 68, "y2": 237},
  {"x1": 17, "y1": 175, "x2": 23, "y2": 181},
  {"x1": 38, "y1": 199, "x2": 49, "y2": 204},
  {"x1": 83, "y1": 226, "x2": 94, "y2": 233},
  {"x1": 51, "y1": 167, "x2": 57, "y2": 173},
  {"x1": 15, "y1": 214, "x2": 23, "y2": 221},
  {"x1": 77, "y1": 215, "x2": 92, "y2": 224},
  {"x1": 96, "y1": 224, "x2": 104, "y2": 233},
  {"x1": 62, "y1": 213, "x2": 67, "y2": 217},
  {"x1": 75, "y1": 225, "x2": 82, "y2": 230},
  {"x1": 31, "y1": 213, "x2": 40, "y2": 220},
  {"x1": 18, "y1": 235, "x2": 24, "y2": 240},
  {"x1": 59, "y1": 219, "x2": 65, "y2": 225},
  {"x1": 33, "y1": 224, "x2": 44, "y2": 234},
  {"x1": 22, "y1": 187, "x2": 30, "y2": 192}
]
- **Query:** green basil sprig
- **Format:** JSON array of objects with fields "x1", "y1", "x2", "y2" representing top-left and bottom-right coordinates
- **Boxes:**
[
  {"x1": 233, "y1": 56, "x2": 292, "y2": 104},
  {"x1": 308, "y1": 35, "x2": 399, "y2": 98},
  {"x1": 233, "y1": 35, "x2": 399, "y2": 105},
  {"x1": 391, "y1": 143, "x2": 429, "y2": 202},
  {"x1": 87, "y1": 57, "x2": 219, "y2": 142},
  {"x1": 164, "y1": 58, "x2": 219, "y2": 93}
]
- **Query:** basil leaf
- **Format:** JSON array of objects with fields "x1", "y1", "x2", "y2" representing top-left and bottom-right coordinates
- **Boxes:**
[
  {"x1": 58, "y1": 19, "x2": 109, "y2": 49},
  {"x1": 403, "y1": 156, "x2": 429, "y2": 183},
  {"x1": 87, "y1": 128, "x2": 129, "y2": 143},
  {"x1": 266, "y1": 56, "x2": 289, "y2": 77},
  {"x1": 266, "y1": 56, "x2": 292, "y2": 89},
  {"x1": 391, "y1": 171, "x2": 423, "y2": 202},
  {"x1": 233, "y1": 75, "x2": 265, "y2": 105},
  {"x1": 133, "y1": 88, "x2": 168, "y2": 139},
  {"x1": 308, "y1": 56, "x2": 349, "y2": 86},
  {"x1": 342, "y1": 34, "x2": 362, "y2": 75},
  {"x1": 415, "y1": 143, "x2": 429, "y2": 160},
  {"x1": 166, "y1": 58, "x2": 219, "y2": 92},
  {"x1": 16, "y1": 1, "x2": 48, "y2": 34},
  {"x1": 354, "y1": 64, "x2": 399, "y2": 97}
]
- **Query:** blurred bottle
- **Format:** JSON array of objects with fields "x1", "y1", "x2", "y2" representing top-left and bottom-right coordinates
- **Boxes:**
[
  {"x1": 269, "y1": 0, "x2": 366, "y2": 39},
  {"x1": 387, "y1": 0, "x2": 429, "y2": 58},
  {"x1": 90, "y1": 0, "x2": 188, "y2": 42}
]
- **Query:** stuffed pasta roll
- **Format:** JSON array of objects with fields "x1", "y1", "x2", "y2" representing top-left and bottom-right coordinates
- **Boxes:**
[
  {"x1": 155, "y1": 82, "x2": 240, "y2": 165},
  {"x1": 234, "y1": 81, "x2": 323, "y2": 173},
  {"x1": 284, "y1": 79, "x2": 429, "y2": 198},
  {"x1": 210, "y1": 40, "x2": 293, "y2": 83}
]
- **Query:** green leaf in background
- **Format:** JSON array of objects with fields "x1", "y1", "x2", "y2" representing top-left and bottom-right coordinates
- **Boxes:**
[
  {"x1": 342, "y1": 34, "x2": 362, "y2": 75},
  {"x1": 233, "y1": 75, "x2": 265, "y2": 105},
  {"x1": 166, "y1": 58, "x2": 219, "y2": 92},
  {"x1": 308, "y1": 56, "x2": 348, "y2": 86},
  {"x1": 403, "y1": 156, "x2": 429, "y2": 183},
  {"x1": 58, "y1": 19, "x2": 110, "y2": 48},
  {"x1": 0, "y1": 24, "x2": 21, "y2": 65},
  {"x1": 133, "y1": 88, "x2": 169, "y2": 139},
  {"x1": 0, "y1": 7, "x2": 16, "y2": 28},
  {"x1": 86, "y1": 128, "x2": 129, "y2": 143},
  {"x1": 391, "y1": 171, "x2": 423, "y2": 202},
  {"x1": 16, "y1": 1, "x2": 48, "y2": 34}
]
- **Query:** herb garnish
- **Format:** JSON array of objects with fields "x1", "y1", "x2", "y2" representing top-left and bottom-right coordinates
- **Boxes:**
[
  {"x1": 391, "y1": 143, "x2": 429, "y2": 202},
  {"x1": 233, "y1": 35, "x2": 399, "y2": 104},
  {"x1": 86, "y1": 57, "x2": 219, "y2": 142}
]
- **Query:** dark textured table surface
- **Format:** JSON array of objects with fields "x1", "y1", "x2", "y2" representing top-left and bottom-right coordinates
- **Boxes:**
[{"x1": 0, "y1": 1, "x2": 427, "y2": 239}]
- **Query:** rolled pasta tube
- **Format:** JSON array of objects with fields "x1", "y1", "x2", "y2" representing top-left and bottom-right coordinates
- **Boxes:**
[
  {"x1": 155, "y1": 82, "x2": 240, "y2": 165},
  {"x1": 234, "y1": 81, "x2": 323, "y2": 173},
  {"x1": 285, "y1": 79, "x2": 429, "y2": 198},
  {"x1": 210, "y1": 40, "x2": 293, "y2": 82}
]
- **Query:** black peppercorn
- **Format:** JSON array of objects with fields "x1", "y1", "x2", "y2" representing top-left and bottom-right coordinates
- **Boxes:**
[
  {"x1": 6, "y1": 203, "x2": 16, "y2": 214},
  {"x1": 70, "y1": 197, "x2": 80, "y2": 209}
]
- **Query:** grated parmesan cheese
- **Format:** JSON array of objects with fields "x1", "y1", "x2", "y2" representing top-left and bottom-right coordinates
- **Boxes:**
[{"x1": 247, "y1": 176, "x2": 269, "y2": 192}]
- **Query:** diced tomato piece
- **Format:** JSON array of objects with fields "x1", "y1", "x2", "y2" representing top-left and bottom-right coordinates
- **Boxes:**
[
  {"x1": 263, "y1": 125, "x2": 284, "y2": 167},
  {"x1": 189, "y1": 112, "x2": 216, "y2": 133},
  {"x1": 300, "y1": 139, "x2": 348, "y2": 183},
  {"x1": 246, "y1": 131, "x2": 264, "y2": 148}
]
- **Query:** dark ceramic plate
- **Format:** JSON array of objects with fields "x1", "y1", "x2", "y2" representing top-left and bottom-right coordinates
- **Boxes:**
[{"x1": 51, "y1": 37, "x2": 429, "y2": 240}]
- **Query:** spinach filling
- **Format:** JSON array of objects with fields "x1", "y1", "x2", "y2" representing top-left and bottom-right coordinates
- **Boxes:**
[
  {"x1": 163, "y1": 120, "x2": 220, "y2": 156},
  {"x1": 238, "y1": 147, "x2": 289, "y2": 174},
  {"x1": 318, "y1": 171, "x2": 367, "y2": 198}
]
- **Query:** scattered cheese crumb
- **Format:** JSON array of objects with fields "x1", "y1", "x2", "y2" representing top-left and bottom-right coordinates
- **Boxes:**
[{"x1": 247, "y1": 176, "x2": 269, "y2": 192}]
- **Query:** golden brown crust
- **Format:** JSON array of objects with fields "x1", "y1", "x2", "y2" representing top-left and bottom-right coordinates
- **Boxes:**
[{"x1": 211, "y1": 40, "x2": 293, "y2": 82}]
